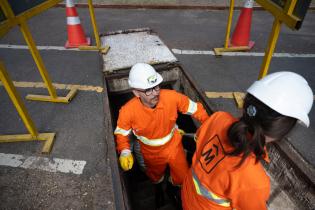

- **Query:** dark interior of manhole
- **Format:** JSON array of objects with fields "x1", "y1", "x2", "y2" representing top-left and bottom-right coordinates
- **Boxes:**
[{"x1": 109, "y1": 84, "x2": 197, "y2": 210}]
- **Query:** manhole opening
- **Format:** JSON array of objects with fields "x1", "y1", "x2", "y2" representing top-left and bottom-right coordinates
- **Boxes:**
[{"x1": 104, "y1": 64, "x2": 210, "y2": 210}]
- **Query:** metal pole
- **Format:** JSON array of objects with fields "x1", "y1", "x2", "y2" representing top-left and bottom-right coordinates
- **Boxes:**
[
  {"x1": 87, "y1": 0, "x2": 101, "y2": 48},
  {"x1": 0, "y1": 61, "x2": 38, "y2": 137},
  {"x1": 285, "y1": 0, "x2": 298, "y2": 15},
  {"x1": 19, "y1": 21, "x2": 58, "y2": 98},
  {"x1": 258, "y1": 18, "x2": 282, "y2": 79},
  {"x1": 224, "y1": 0, "x2": 235, "y2": 48}
]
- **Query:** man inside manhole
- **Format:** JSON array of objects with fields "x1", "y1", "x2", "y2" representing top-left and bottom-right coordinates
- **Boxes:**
[{"x1": 114, "y1": 63, "x2": 208, "y2": 209}]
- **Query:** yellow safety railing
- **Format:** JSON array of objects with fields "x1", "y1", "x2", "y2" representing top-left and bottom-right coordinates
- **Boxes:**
[
  {"x1": 0, "y1": 0, "x2": 78, "y2": 103},
  {"x1": 0, "y1": 61, "x2": 55, "y2": 153},
  {"x1": 78, "y1": 0, "x2": 110, "y2": 54},
  {"x1": 257, "y1": 0, "x2": 298, "y2": 79}
]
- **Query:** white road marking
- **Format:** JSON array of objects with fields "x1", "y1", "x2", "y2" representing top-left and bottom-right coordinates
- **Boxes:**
[
  {"x1": 172, "y1": 49, "x2": 215, "y2": 55},
  {"x1": 2, "y1": 45, "x2": 315, "y2": 58},
  {"x1": 172, "y1": 48, "x2": 315, "y2": 57},
  {"x1": 0, "y1": 44, "x2": 79, "y2": 51},
  {"x1": 0, "y1": 153, "x2": 86, "y2": 175}
]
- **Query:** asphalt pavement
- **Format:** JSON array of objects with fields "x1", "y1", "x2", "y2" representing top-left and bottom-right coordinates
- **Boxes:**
[
  {"x1": 71, "y1": 0, "x2": 315, "y2": 9},
  {"x1": 0, "y1": 5, "x2": 314, "y2": 209}
]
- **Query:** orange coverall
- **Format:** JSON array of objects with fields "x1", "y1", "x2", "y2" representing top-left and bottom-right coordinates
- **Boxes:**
[
  {"x1": 114, "y1": 89, "x2": 208, "y2": 185},
  {"x1": 182, "y1": 111, "x2": 270, "y2": 210}
]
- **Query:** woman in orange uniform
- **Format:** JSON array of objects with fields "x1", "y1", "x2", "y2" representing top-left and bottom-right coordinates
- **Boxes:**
[{"x1": 181, "y1": 72, "x2": 313, "y2": 210}]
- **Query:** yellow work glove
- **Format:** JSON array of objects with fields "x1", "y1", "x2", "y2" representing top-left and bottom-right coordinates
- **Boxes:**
[{"x1": 119, "y1": 149, "x2": 134, "y2": 171}]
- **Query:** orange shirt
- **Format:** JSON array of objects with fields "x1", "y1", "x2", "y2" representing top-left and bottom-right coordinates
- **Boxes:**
[
  {"x1": 114, "y1": 89, "x2": 208, "y2": 153},
  {"x1": 182, "y1": 111, "x2": 270, "y2": 210}
]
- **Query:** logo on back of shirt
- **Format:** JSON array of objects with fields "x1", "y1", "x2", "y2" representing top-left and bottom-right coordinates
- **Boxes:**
[{"x1": 199, "y1": 135, "x2": 226, "y2": 174}]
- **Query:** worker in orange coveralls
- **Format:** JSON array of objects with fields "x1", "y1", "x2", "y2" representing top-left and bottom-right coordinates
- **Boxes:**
[
  {"x1": 181, "y1": 72, "x2": 313, "y2": 210},
  {"x1": 114, "y1": 63, "x2": 208, "y2": 208}
]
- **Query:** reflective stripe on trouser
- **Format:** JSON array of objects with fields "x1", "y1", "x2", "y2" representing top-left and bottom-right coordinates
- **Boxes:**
[
  {"x1": 133, "y1": 125, "x2": 177, "y2": 146},
  {"x1": 192, "y1": 170, "x2": 231, "y2": 207}
]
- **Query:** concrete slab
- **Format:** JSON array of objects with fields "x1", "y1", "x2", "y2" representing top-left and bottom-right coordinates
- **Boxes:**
[{"x1": 101, "y1": 28, "x2": 177, "y2": 72}]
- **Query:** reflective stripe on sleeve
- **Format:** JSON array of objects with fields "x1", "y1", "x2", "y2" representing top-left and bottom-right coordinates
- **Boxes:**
[
  {"x1": 114, "y1": 127, "x2": 131, "y2": 136},
  {"x1": 192, "y1": 170, "x2": 231, "y2": 207},
  {"x1": 133, "y1": 126, "x2": 176, "y2": 146},
  {"x1": 186, "y1": 99, "x2": 197, "y2": 115}
]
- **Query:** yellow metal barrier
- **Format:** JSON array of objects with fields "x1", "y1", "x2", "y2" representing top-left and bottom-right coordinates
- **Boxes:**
[
  {"x1": 78, "y1": 0, "x2": 110, "y2": 54},
  {"x1": 258, "y1": 18, "x2": 282, "y2": 79},
  {"x1": 0, "y1": 61, "x2": 55, "y2": 153},
  {"x1": 0, "y1": 0, "x2": 62, "y2": 38},
  {"x1": 213, "y1": 0, "x2": 253, "y2": 56},
  {"x1": 258, "y1": 0, "x2": 298, "y2": 79},
  {"x1": 19, "y1": 21, "x2": 77, "y2": 103},
  {"x1": 0, "y1": 0, "x2": 78, "y2": 103}
]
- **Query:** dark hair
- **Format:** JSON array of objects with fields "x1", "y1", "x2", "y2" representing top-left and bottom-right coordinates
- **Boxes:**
[{"x1": 226, "y1": 94, "x2": 297, "y2": 167}]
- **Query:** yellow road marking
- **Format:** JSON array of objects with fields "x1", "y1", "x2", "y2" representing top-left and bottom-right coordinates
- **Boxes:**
[
  {"x1": 206, "y1": 91, "x2": 315, "y2": 100},
  {"x1": 205, "y1": 91, "x2": 315, "y2": 109},
  {"x1": 205, "y1": 91, "x2": 246, "y2": 109},
  {"x1": 205, "y1": 91, "x2": 245, "y2": 99},
  {"x1": 233, "y1": 92, "x2": 245, "y2": 108},
  {"x1": 0, "y1": 81, "x2": 104, "y2": 93}
]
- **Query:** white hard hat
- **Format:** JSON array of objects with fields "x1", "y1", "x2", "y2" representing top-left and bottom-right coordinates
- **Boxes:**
[
  {"x1": 247, "y1": 72, "x2": 313, "y2": 127},
  {"x1": 128, "y1": 63, "x2": 163, "y2": 89}
]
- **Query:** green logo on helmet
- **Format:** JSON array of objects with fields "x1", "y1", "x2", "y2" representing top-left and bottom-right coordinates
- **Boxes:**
[{"x1": 147, "y1": 74, "x2": 157, "y2": 84}]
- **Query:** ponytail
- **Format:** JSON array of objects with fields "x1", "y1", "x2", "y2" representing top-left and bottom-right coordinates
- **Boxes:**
[{"x1": 227, "y1": 94, "x2": 297, "y2": 167}]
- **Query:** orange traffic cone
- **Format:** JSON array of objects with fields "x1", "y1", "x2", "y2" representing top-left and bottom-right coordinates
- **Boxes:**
[
  {"x1": 230, "y1": 0, "x2": 254, "y2": 48},
  {"x1": 65, "y1": 0, "x2": 90, "y2": 48}
]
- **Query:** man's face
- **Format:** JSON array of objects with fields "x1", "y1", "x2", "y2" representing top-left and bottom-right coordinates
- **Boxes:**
[{"x1": 133, "y1": 85, "x2": 160, "y2": 108}]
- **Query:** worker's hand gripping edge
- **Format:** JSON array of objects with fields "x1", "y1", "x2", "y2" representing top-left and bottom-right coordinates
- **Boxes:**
[
  {"x1": 178, "y1": 128, "x2": 197, "y2": 142},
  {"x1": 178, "y1": 128, "x2": 185, "y2": 136}
]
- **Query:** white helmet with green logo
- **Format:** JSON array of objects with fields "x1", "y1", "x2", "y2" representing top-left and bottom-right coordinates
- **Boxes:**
[
  {"x1": 247, "y1": 71, "x2": 313, "y2": 127},
  {"x1": 128, "y1": 63, "x2": 163, "y2": 89}
]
